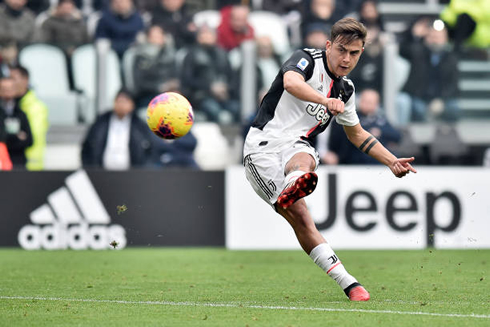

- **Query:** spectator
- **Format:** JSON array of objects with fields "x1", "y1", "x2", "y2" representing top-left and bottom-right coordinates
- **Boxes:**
[
  {"x1": 151, "y1": 0, "x2": 196, "y2": 49},
  {"x1": 0, "y1": 108, "x2": 13, "y2": 170},
  {"x1": 303, "y1": 22, "x2": 329, "y2": 49},
  {"x1": 81, "y1": 88, "x2": 153, "y2": 169},
  {"x1": 397, "y1": 19, "x2": 459, "y2": 124},
  {"x1": 151, "y1": 131, "x2": 199, "y2": 169},
  {"x1": 301, "y1": 0, "x2": 338, "y2": 41},
  {"x1": 181, "y1": 25, "x2": 240, "y2": 124},
  {"x1": 39, "y1": 0, "x2": 89, "y2": 58},
  {"x1": 0, "y1": 39, "x2": 18, "y2": 78},
  {"x1": 0, "y1": 76, "x2": 32, "y2": 169},
  {"x1": 10, "y1": 65, "x2": 49, "y2": 170},
  {"x1": 323, "y1": 89, "x2": 401, "y2": 165},
  {"x1": 356, "y1": 0, "x2": 384, "y2": 33},
  {"x1": 95, "y1": 0, "x2": 145, "y2": 58},
  {"x1": 441, "y1": 0, "x2": 490, "y2": 53},
  {"x1": 347, "y1": 26, "x2": 384, "y2": 97},
  {"x1": 132, "y1": 25, "x2": 180, "y2": 108},
  {"x1": 0, "y1": 0, "x2": 36, "y2": 48},
  {"x1": 256, "y1": 35, "x2": 282, "y2": 102},
  {"x1": 217, "y1": 4, "x2": 255, "y2": 51}
]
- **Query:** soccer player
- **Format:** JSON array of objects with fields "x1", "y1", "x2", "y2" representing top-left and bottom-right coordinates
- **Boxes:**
[{"x1": 243, "y1": 17, "x2": 417, "y2": 301}]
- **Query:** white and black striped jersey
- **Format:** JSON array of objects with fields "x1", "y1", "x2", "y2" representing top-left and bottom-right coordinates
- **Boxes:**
[{"x1": 244, "y1": 48, "x2": 359, "y2": 156}]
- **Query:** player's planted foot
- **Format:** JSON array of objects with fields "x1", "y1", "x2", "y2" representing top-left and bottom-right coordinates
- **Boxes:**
[
  {"x1": 345, "y1": 283, "x2": 370, "y2": 301},
  {"x1": 277, "y1": 172, "x2": 318, "y2": 209}
]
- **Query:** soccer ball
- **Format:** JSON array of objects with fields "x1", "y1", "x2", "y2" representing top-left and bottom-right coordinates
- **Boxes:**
[{"x1": 146, "y1": 92, "x2": 194, "y2": 139}]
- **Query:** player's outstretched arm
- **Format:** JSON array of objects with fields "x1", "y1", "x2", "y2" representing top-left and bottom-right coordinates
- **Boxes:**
[{"x1": 343, "y1": 123, "x2": 417, "y2": 178}]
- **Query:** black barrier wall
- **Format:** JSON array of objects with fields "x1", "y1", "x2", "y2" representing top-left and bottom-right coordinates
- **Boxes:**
[{"x1": 0, "y1": 170, "x2": 225, "y2": 249}]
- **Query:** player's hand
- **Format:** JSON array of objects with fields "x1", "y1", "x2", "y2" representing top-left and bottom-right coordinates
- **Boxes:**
[
  {"x1": 390, "y1": 157, "x2": 417, "y2": 178},
  {"x1": 325, "y1": 98, "x2": 344, "y2": 116}
]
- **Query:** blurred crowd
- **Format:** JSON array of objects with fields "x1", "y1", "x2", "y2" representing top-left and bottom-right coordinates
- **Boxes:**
[{"x1": 1, "y1": 0, "x2": 490, "y2": 171}]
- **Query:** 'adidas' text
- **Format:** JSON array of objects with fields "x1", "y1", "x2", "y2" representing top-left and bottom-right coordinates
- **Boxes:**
[{"x1": 18, "y1": 170, "x2": 127, "y2": 250}]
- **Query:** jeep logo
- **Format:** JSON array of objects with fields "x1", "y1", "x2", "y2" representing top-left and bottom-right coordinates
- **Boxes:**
[{"x1": 306, "y1": 103, "x2": 331, "y2": 125}]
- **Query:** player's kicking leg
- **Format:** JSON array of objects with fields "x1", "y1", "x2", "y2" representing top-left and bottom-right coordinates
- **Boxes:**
[
  {"x1": 277, "y1": 171, "x2": 318, "y2": 208},
  {"x1": 276, "y1": 153, "x2": 370, "y2": 301},
  {"x1": 277, "y1": 152, "x2": 318, "y2": 209}
]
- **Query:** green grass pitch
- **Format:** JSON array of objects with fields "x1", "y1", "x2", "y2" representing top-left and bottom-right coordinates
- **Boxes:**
[{"x1": 1, "y1": 248, "x2": 489, "y2": 326}]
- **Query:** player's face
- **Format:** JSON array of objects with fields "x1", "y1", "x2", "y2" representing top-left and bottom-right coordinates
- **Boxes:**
[{"x1": 325, "y1": 38, "x2": 364, "y2": 77}]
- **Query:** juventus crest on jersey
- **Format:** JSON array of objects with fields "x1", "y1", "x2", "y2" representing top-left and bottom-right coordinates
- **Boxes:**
[{"x1": 244, "y1": 48, "x2": 360, "y2": 156}]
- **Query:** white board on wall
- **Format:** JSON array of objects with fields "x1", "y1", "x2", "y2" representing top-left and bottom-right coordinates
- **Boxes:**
[{"x1": 226, "y1": 166, "x2": 490, "y2": 250}]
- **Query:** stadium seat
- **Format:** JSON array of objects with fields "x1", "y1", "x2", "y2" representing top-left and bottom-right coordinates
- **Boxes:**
[
  {"x1": 392, "y1": 127, "x2": 423, "y2": 160},
  {"x1": 248, "y1": 11, "x2": 290, "y2": 57},
  {"x1": 395, "y1": 56, "x2": 411, "y2": 91},
  {"x1": 122, "y1": 46, "x2": 137, "y2": 93},
  {"x1": 19, "y1": 44, "x2": 79, "y2": 125},
  {"x1": 191, "y1": 122, "x2": 232, "y2": 170},
  {"x1": 429, "y1": 124, "x2": 469, "y2": 165},
  {"x1": 71, "y1": 44, "x2": 122, "y2": 122},
  {"x1": 19, "y1": 44, "x2": 70, "y2": 96},
  {"x1": 193, "y1": 10, "x2": 221, "y2": 29}
]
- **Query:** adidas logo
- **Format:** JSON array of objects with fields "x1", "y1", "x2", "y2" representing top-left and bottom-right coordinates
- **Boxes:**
[
  {"x1": 18, "y1": 170, "x2": 127, "y2": 250},
  {"x1": 317, "y1": 84, "x2": 323, "y2": 92}
]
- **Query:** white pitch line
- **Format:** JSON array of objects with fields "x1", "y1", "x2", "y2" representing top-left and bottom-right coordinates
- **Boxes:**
[{"x1": 1, "y1": 296, "x2": 490, "y2": 320}]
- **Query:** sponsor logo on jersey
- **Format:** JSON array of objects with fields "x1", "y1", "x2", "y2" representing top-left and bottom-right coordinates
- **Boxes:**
[
  {"x1": 17, "y1": 170, "x2": 127, "y2": 250},
  {"x1": 306, "y1": 103, "x2": 331, "y2": 125},
  {"x1": 297, "y1": 58, "x2": 309, "y2": 71}
]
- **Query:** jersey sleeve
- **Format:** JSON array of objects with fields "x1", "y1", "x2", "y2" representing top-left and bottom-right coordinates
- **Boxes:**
[
  {"x1": 335, "y1": 88, "x2": 360, "y2": 126},
  {"x1": 281, "y1": 50, "x2": 315, "y2": 81}
]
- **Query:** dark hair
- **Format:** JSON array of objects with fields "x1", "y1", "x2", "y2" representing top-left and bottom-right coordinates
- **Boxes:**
[
  {"x1": 331, "y1": 18, "x2": 367, "y2": 46},
  {"x1": 0, "y1": 38, "x2": 17, "y2": 48},
  {"x1": 58, "y1": 0, "x2": 75, "y2": 5},
  {"x1": 115, "y1": 88, "x2": 135, "y2": 102},
  {"x1": 146, "y1": 24, "x2": 165, "y2": 35},
  {"x1": 10, "y1": 65, "x2": 29, "y2": 79}
]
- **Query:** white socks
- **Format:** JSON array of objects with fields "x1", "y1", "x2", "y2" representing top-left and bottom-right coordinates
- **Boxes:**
[
  {"x1": 284, "y1": 170, "x2": 305, "y2": 185},
  {"x1": 309, "y1": 243, "x2": 357, "y2": 290}
]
